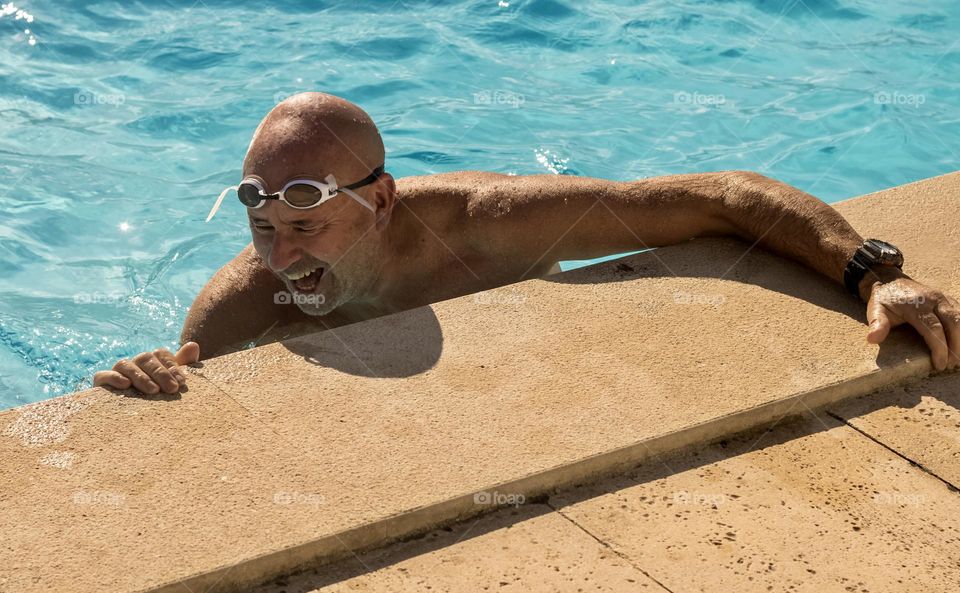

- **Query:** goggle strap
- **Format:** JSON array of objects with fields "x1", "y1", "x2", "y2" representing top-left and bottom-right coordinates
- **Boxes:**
[
  {"x1": 206, "y1": 185, "x2": 238, "y2": 222},
  {"x1": 338, "y1": 186, "x2": 376, "y2": 212},
  {"x1": 342, "y1": 164, "x2": 385, "y2": 190}
]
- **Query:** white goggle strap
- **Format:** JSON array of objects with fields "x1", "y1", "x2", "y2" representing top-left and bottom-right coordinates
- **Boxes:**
[
  {"x1": 206, "y1": 185, "x2": 238, "y2": 222},
  {"x1": 324, "y1": 174, "x2": 376, "y2": 213}
]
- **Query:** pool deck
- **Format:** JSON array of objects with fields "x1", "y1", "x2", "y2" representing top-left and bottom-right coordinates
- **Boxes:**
[{"x1": 1, "y1": 171, "x2": 958, "y2": 593}]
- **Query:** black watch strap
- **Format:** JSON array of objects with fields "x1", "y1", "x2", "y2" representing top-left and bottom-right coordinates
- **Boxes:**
[
  {"x1": 843, "y1": 252, "x2": 872, "y2": 299},
  {"x1": 843, "y1": 239, "x2": 904, "y2": 300}
]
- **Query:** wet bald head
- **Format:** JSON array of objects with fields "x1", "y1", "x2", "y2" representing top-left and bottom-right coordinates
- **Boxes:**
[{"x1": 243, "y1": 92, "x2": 385, "y2": 190}]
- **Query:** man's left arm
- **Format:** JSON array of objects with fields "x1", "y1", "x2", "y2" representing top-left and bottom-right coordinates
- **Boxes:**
[
  {"x1": 475, "y1": 170, "x2": 959, "y2": 370},
  {"x1": 712, "y1": 171, "x2": 959, "y2": 371}
]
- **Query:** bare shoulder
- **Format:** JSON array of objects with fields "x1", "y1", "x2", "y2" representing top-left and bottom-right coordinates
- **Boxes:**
[
  {"x1": 396, "y1": 169, "x2": 509, "y2": 191},
  {"x1": 390, "y1": 170, "x2": 606, "y2": 279},
  {"x1": 396, "y1": 170, "x2": 528, "y2": 208},
  {"x1": 405, "y1": 170, "x2": 613, "y2": 212},
  {"x1": 389, "y1": 170, "x2": 508, "y2": 247},
  {"x1": 393, "y1": 169, "x2": 559, "y2": 229},
  {"x1": 181, "y1": 243, "x2": 294, "y2": 358},
  {"x1": 397, "y1": 170, "x2": 615, "y2": 244}
]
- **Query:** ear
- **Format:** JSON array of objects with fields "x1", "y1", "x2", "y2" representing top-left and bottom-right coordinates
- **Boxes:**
[{"x1": 372, "y1": 172, "x2": 398, "y2": 231}]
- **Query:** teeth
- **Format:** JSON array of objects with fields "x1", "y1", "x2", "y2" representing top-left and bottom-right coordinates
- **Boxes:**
[{"x1": 285, "y1": 266, "x2": 319, "y2": 281}]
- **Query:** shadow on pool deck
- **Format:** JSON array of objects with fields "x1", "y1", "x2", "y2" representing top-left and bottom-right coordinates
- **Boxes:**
[{"x1": 282, "y1": 305, "x2": 444, "y2": 378}]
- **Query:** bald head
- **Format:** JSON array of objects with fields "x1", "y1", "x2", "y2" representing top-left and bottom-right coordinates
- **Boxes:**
[{"x1": 244, "y1": 92, "x2": 385, "y2": 190}]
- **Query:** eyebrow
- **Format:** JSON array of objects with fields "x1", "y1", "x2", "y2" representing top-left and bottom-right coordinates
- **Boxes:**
[{"x1": 249, "y1": 215, "x2": 323, "y2": 226}]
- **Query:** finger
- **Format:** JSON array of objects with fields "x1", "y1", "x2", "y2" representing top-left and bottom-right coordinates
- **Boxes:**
[
  {"x1": 154, "y1": 349, "x2": 188, "y2": 384},
  {"x1": 175, "y1": 341, "x2": 200, "y2": 365},
  {"x1": 866, "y1": 298, "x2": 893, "y2": 344},
  {"x1": 909, "y1": 311, "x2": 949, "y2": 371},
  {"x1": 113, "y1": 359, "x2": 159, "y2": 394},
  {"x1": 132, "y1": 352, "x2": 179, "y2": 394},
  {"x1": 935, "y1": 299, "x2": 960, "y2": 369},
  {"x1": 93, "y1": 370, "x2": 132, "y2": 390}
]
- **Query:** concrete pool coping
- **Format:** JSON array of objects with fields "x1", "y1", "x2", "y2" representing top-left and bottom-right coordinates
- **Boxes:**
[{"x1": 1, "y1": 170, "x2": 958, "y2": 593}]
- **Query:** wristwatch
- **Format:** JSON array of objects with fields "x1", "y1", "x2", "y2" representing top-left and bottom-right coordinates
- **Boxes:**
[{"x1": 843, "y1": 239, "x2": 904, "y2": 300}]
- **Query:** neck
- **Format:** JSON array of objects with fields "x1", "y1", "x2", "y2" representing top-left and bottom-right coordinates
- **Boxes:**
[{"x1": 339, "y1": 221, "x2": 405, "y2": 320}]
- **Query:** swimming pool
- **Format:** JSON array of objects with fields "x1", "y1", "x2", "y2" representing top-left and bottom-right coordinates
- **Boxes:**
[{"x1": 0, "y1": 0, "x2": 957, "y2": 409}]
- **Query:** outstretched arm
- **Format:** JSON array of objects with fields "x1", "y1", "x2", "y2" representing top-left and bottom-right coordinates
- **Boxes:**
[{"x1": 471, "y1": 170, "x2": 959, "y2": 370}]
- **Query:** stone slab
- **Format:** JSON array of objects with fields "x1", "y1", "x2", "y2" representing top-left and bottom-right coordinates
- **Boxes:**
[
  {"x1": 829, "y1": 371, "x2": 960, "y2": 487},
  {"x1": 551, "y1": 412, "x2": 960, "y2": 593},
  {"x1": 248, "y1": 504, "x2": 667, "y2": 593}
]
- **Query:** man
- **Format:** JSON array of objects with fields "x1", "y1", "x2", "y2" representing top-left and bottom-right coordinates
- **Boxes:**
[{"x1": 94, "y1": 92, "x2": 960, "y2": 395}]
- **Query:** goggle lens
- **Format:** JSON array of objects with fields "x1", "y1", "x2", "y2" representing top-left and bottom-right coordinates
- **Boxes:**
[
  {"x1": 284, "y1": 183, "x2": 327, "y2": 207},
  {"x1": 238, "y1": 183, "x2": 265, "y2": 207}
]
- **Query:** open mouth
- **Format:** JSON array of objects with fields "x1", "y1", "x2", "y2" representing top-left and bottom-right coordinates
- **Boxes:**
[{"x1": 285, "y1": 265, "x2": 325, "y2": 293}]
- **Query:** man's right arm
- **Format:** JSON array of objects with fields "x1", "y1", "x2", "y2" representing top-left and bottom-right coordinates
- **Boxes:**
[
  {"x1": 94, "y1": 244, "x2": 293, "y2": 394},
  {"x1": 180, "y1": 243, "x2": 292, "y2": 356}
]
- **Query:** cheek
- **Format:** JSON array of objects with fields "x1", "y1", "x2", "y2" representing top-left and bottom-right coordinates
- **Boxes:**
[
  {"x1": 329, "y1": 229, "x2": 368, "y2": 259},
  {"x1": 250, "y1": 233, "x2": 271, "y2": 258},
  {"x1": 307, "y1": 230, "x2": 353, "y2": 257}
]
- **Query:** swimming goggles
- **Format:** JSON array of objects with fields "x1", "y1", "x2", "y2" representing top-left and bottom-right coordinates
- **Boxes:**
[{"x1": 206, "y1": 164, "x2": 385, "y2": 222}]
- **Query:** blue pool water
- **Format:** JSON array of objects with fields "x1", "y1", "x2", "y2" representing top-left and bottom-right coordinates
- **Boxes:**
[{"x1": 1, "y1": 1, "x2": 958, "y2": 409}]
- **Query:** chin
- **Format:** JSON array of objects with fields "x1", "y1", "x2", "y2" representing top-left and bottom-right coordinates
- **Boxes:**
[
  {"x1": 294, "y1": 287, "x2": 343, "y2": 317},
  {"x1": 297, "y1": 301, "x2": 337, "y2": 317}
]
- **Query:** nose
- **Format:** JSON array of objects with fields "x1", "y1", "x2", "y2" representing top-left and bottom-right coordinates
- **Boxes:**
[{"x1": 267, "y1": 230, "x2": 303, "y2": 273}]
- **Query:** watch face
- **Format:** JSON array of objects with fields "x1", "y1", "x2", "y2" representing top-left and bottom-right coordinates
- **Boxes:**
[{"x1": 865, "y1": 239, "x2": 903, "y2": 267}]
